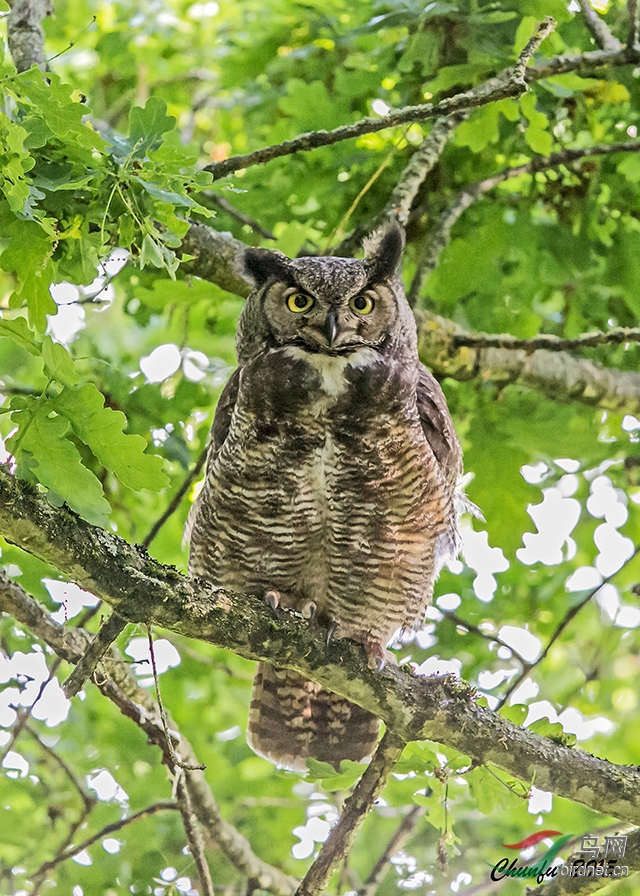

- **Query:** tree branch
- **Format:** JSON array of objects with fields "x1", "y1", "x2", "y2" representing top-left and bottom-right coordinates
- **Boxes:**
[
  {"x1": 452, "y1": 327, "x2": 640, "y2": 352},
  {"x1": 61, "y1": 610, "x2": 127, "y2": 698},
  {"x1": 7, "y1": 0, "x2": 53, "y2": 72},
  {"x1": 417, "y1": 309, "x2": 640, "y2": 416},
  {"x1": 496, "y1": 544, "x2": 640, "y2": 710},
  {"x1": 203, "y1": 19, "x2": 556, "y2": 180},
  {"x1": 357, "y1": 806, "x2": 426, "y2": 896},
  {"x1": 335, "y1": 114, "x2": 467, "y2": 258},
  {"x1": 577, "y1": 0, "x2": 622, "y2": 51},
  {"x1": 409, "y1": 138, "x2": 640, "y2": 303},
  {"x1": 180, "y1": 223, "x2": 252, "y2": 298},
  {"x1": 629, "y1": 0, "x2": 639, "y2": 49},
  {"x1": 202, "y1": 192, "x2": 276, "y2": 240},
  {"x1": 297, "y1": 732, "x2": 406, "y2": 896},
  {"x1": 2, "y1": 470, "x2": 640, "y2": 826},
  {"x1": 175, "y1": 774, "x2": 215, "y2": 896},
  {"x1": 142, "y1": 443, "x2": 208, "y2": 550},
  {"x1": 30, "y1": 801, "x2": 178, "y2": 880},
  {"x1": 0, "y1": 566, "x2": 298, "y2": 896}
]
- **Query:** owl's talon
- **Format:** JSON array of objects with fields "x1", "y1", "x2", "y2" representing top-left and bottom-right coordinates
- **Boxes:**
[
  {"x1": 326, "y1": 622, "x2": 338, "y2": 645},
  {"x1": 300, "y1": 600, "x2": 317, "y2": 623},
  {"x1": 264, "y1": 590, "x2": 280, "y2": 611}
]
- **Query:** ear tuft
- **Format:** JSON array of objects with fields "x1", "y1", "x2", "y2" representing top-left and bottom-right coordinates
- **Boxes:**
[
  {"x1": 244, "y1": 248, "x2": 291, "y2": 286},
  {"x1": 363, "y1": 220, "x2": 405, "y2": 283}
]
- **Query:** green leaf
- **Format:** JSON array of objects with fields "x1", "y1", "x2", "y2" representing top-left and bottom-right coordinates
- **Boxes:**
[
  {"x1": 0, "y1": 317, "x2": 39, "y2": 356},
  {"x1": 128, "y1": 97, "x2": 176, "y2": 157},
  {"x1": 53, "y1": 383, "x2": 168, "y2": 492},
  {"x1": 501, "y1": 703, "x2": 528, "y2": 726},
  {"x1": 41, "y1": 336, "x2": 80, "y2": 387},
  {"x1": 140, "y1": 234, "x2": 165, "y2": 269},
  {"x1": 132, "y1": 177, "x2": 199, "y2": 208},
  {"x1": 7, "y1": 398, "x2": 111, "y2": 525}
]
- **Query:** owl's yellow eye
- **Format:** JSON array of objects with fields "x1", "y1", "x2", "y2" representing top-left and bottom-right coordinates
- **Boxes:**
[
  {"x1": 286, "y1": 293, "x2": 314, "y2": 313},
  {"x1": 349, "y1": 293, "x2": 375, "y2": 315}
]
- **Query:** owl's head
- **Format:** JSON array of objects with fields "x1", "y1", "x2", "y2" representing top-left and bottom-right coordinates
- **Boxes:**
[{"x1": 238, "y1": 222, "x2": 416, "y2": 363}]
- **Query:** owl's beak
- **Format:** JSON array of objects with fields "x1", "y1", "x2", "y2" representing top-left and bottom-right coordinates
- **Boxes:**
[{"x1": 323, "y1": 310, "x2": 339, "y2": 346}]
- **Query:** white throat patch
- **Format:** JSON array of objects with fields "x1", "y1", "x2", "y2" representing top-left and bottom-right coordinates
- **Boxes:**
[{"x1": 283, "y1": 345, "x2": 379, "y2": 396}]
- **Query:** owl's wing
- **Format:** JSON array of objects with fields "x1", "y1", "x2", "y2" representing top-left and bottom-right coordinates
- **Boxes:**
[
  {"x1": 184, "y1": 367, "x2": 240, "y2": 548},
  {"x1": 416, "y1": 363, "x2": 462, "y2": 490},
  {"x1": 209, "y1": 366, "x2": 241, "y2": 458}
]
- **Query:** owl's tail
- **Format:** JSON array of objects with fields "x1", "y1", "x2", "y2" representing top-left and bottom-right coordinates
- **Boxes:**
[{"x1": 247, "y1": 663, "x2": 380, "y2": 772}]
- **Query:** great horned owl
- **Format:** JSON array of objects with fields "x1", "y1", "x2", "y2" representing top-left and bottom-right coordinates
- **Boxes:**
[{"x1": 188, "y1": 222, "x2": 463, "y2": 771}]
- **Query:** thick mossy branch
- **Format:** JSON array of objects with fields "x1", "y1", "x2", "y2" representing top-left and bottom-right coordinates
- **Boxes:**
[
  {"x1": 418, "y1": 312, "x2": 640, "y2": 416},
  {"x1": 2, "y1": 466, "x2": 640, "y2": 825}
]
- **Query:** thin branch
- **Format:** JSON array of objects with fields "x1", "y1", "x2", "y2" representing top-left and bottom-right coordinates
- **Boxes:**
[
  {"x1": 204, "y1": 19, "x2": 556, "y2": 180},
  {"x1": 7, "y1": 0, "x2": 53, "y2": 72},
  {"x1": 25, "y1": 725, "x2": 99, "y2": 896},
  {"x1": 3, "y1": 493, "x2": 640, "y2": 827},
  {"x1": 30, "y1": 801, "x2": 178, "y2": 880},
  {"x1": 452, "y1": 327, "x2": 640, "y2": 352},
  {"x1": 297, "y1": 732, "x2": 406, "y2": 896},
  {"x1": 0, "y1": 655, "x2": 61, "y2": 764},
  {"x1": 175, "y1": 774, "x2": 215, "y2": 896},
  {"x1": 62, "y1": 611, "x2": 128, "y2": 698},
  {"x1": 577, "y1": 0, "x2": 622, "y2": 51},
  {"x1": 334, "y1": 114, "x2": 467, "y2": 258},
  {"x1": 408, "y1": 190, "x2": 477, "y2": 305},
  {"x1": 629, "y1": 0, "x2": 639, "y2": 49},
  {"x1": 142, "y1": 444, "x2": 208, "y2": 550},
  {"x1": 496, "y1": 544, "x2": 640, "y2": 710},
  {"x1": 513, "y1": 17, "x2": 558, "y2": 82},
  {"x1": 357, "y1": 806, "x2": 426, "y2": 896},
  {"x1": 202, "y1": 192, "x2": 276, "y2": 240},
  {"x1": 0, "y1": 569, "x2": 297, "y2": 895},
  {"x1": 25, "y1": 725, "x2": 95, "y2": 809},
  {"x1": 409, "y1": 138, "x2": 640, "y2": 304},
  {"x1": 147, "y1": 626, "x2": 205, "y2": 771}
]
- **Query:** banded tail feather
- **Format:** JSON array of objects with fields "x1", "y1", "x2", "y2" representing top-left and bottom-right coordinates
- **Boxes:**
[{"x1": 247, "y1": 663, "x2": 380, "y2": 772}]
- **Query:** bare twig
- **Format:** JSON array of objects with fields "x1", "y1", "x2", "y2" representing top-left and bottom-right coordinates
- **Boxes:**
[
  {"x1": 357, "y1": 806, "x2": 426, "y2": 896},
  {"x1": 142, "y1": 444, "x2": 208, "y2": 550},
  {"x1": 451, "y1": 327, "x2": 640, "y2": 352},
  {"x1": 577, "y1": 0, "x2": 622, "y2": 51},
  {"x1": 204, "y1": 19, "x2": 556, "y2": 180},
  {"x1": 202, "y1": 192, "x2": 276, "y2": 240},
  {"x1": 29, "y1": 801, "x2": 178, "y2": 880},
  {"x1": 62, "y1": 611, "x2": 128, "y2": 698},
  {"x1": 7, "y1": 0, "x2": 53, "y2": 72},
  {"x1": 496, "y1": 544, "x2": 640, "y2": 709},
  {"x1": 147, "y1": 626, "x2": 205, "y2": 771},
  {"x1": 297, "y1": 732, "x2": 406, "y2": 896},
  {"x1": 175, "y1": 775, "x2": 215, "y2": 896}
]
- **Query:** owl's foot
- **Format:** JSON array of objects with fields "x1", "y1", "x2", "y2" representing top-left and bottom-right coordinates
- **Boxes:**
[
  {"x1": 263, "y1": 590, "x2": 280, "y2": 612},
  {"x1": 350, "y1": 634, "x2": 392, "y2": 672},
  {"x1": 326, "y1": 621, "x2": 338, "y2": 646},
  {"x1": 299, "y1": 600, "x2": 317, "y2": 624}
]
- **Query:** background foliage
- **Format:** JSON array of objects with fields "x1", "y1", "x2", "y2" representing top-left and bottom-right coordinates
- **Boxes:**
[{"x1": 1, "y1": 0, "x2": 640, "y2": 893}]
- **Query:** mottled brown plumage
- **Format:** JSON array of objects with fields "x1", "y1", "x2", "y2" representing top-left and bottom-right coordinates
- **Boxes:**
[{"x1": 188, "y1": 222, "x2": 464, "y2": 772}]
